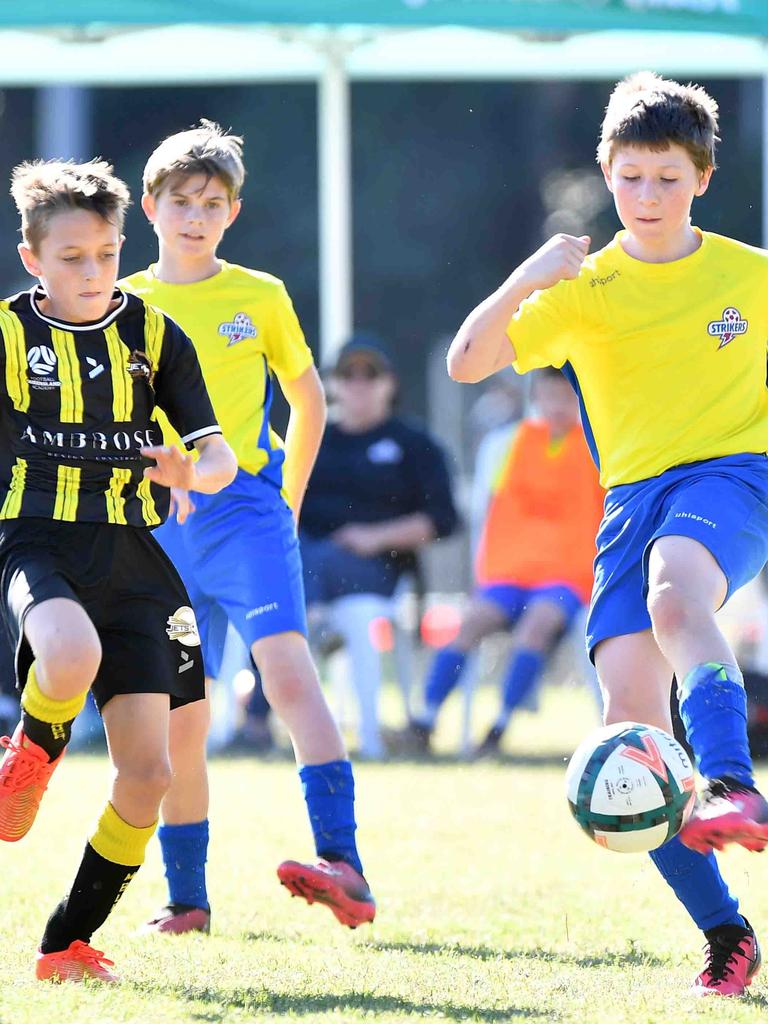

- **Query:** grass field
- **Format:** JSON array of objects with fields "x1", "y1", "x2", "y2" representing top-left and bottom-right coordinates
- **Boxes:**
[{"x1": 2, "y1": 686, "x2": 768, "y2": 1023}]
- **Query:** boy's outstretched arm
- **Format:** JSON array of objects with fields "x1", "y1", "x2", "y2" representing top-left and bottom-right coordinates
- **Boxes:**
[
  {"x1": 279, "y1": 364, "x2": 327, "y2": 522},
  {"x1": 447, "y1": 233, "x2": 590, "y2": 384},
  {"x1": 141, "y1": 434, "x2": 237, "y2": 494}
]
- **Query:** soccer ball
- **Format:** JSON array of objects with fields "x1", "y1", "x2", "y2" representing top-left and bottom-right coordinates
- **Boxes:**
[{"x1": 565, "y1": 722, "x2": 696, "y2": 853}]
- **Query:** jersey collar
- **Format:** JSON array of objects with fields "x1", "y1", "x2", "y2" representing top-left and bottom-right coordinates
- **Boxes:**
[{"x1": 29, "y1": 286, "x2": 128, "y2": 332}]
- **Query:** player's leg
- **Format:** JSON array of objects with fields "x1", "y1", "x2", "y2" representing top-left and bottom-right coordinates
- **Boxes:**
[
  {"x1": 144, "y1": 516, "x2": 221, "y2": 935},
  {"x1": 475, "y1": 589, "x2": 577, "y2": 756},
  {"x1": 645, "y1": 461, "x2": 768, "y2": 854},
  {"x1": 36, "y1": 692, "x2": 171, "y2": 983},
  {"x1": 0, "y1": 588, "x2": 100, "y2": 841},
  {"x1": 595, "y1": 629, "x2": 758, "y2": 995},
  {"x1": 144, "y1": 684, "x2": 213, "y2": 935},
  {"x1": 254, "y1": 630, "x2": 375, "y2": 927},
  {"x1": 410, "y1": 593, "x2": 511, "y2": 746}
]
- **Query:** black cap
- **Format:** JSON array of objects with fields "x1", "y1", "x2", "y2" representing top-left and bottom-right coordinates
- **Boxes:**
[{"x1": 332, "y1": 332, "x2": 396, "y2": 375}]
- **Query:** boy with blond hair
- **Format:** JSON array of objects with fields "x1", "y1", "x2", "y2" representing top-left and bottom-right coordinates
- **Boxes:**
[
  {"x1": 0, "y1": 159, "x2": 236, "y2": 981},
  {"x1": 448, "y1": 72, "x2": 768, "y2": 996},
  {"x1": 121, "y1": 121, "x2": 375, "y2": 934}
]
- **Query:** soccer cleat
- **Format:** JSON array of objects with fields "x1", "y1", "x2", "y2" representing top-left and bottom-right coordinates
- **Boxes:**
[
  {"x1": 472, "y1": 725, "x2": 504, "y2": 760},
  {"x1": 35, "y1": 940, "x2": 117, "y2": 983},
  {"x1": 143, "y1": 903, "x2": 211, "y2": 935},
  {"x1": 0, "y1": 724, "x2": 65, "y2": 842},
  {"x1": 692, "y1": 919, "x2": 761, "y2": 997},
  {"x1": 277, "y1": 858, "x2": 376, "y2": 928},
  {"x1": 679, "y1": 777, "x2": 768, "y2": 854}
]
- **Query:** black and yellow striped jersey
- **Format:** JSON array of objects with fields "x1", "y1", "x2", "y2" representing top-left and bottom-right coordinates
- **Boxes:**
[{"x1": 0, "y1": 287, "x2": 221, "y2": 527}]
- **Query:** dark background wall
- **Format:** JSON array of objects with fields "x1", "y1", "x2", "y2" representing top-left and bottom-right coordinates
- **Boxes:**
[{"x1": 0, "y1": 77, "x2": 761, "y2": 420}]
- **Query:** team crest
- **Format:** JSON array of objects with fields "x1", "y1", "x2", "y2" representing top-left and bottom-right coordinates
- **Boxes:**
[
  {"x1": 126, "y1": 349, "x2": 155, "y2": 386},
  {"x1": 27, "y1": 345, "x2": 61, "y2": 390},
  {"x1": 218, "y1": 312, "x2": 258, "y2": 346},
  {"x1": 707, "y1": 307, "x2": 748, "y2": 349},
  {"x1": 166, "y1": 606, "x2": 201, "y2": 647}
]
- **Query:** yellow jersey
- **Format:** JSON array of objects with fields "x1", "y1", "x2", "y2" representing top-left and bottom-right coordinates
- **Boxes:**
[
  {"x1": 120, "y1": 261, "x2": 314, "y2": 486},
  {"x1": 507, "y1": 230, "x2": 768, "y2": 488}
]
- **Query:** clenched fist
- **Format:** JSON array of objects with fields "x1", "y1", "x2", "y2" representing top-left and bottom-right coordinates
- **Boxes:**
[{"x1": 520, "y1": 233, "x2": 591, "y2": 292}]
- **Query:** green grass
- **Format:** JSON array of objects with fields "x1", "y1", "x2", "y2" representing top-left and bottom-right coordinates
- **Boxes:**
[{"x1": 2, "y1": 687, "x2": 768, "y2": 1023}]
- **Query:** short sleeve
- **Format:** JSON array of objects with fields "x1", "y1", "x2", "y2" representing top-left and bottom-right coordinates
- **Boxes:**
[
  {"x1": 154, "y1": 316, "x2": 221, "y2": 448},
  {"x1": 506, "y1": 278, "x2": 580, "y2": 374},
  {"x1": 264, "y1": 282, "x2": 314, "y2": 382}
]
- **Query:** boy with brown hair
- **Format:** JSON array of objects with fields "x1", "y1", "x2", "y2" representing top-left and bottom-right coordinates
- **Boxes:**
[
  {"x1": 0, "y1": 158, "x2": 236, "y2": 981},
  {"x1": 448, "y1": 72, "x2": 768, "y2": 996},
  {"x1": 121, "y1": 120, "x2": 375, "y2": 935}
]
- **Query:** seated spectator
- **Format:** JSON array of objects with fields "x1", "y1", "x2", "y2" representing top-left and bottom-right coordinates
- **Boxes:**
[
  {"x1": 409, "y1": 366, "x2": 603, "y2": 755},
  {"x1": 299, "y1": 333, "x2": 459, "y2": 758}
]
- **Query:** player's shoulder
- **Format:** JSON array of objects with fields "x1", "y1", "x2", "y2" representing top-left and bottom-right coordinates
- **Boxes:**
[
  {"x1": 219, "y1": 262, "x2": 289, "y2": 295},
  {"x1": 701, "y1": 231, "x2": 768, "y2": 268},
  {"x1": 119, "y1": 267, "x2": 153, "y2": 293},
  {"x1": 0, "y1": 289, "x2": 31, "y2": 315}
]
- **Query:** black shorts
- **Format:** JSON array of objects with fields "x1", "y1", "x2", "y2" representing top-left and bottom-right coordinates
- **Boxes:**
[{"x1": 0, "y1": 517, "x2": 204, "y2": 712}]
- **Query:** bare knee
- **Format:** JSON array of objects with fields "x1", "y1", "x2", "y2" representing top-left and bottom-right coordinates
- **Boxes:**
[
  {"x1": 453, "y1": 600, "x2": 507, "y2": 650},
  {"x1": 253, "y1": 636, "x2": 319, "y2": 710},
  {"x1": 115, "y1": 758, "x2": 173, "y2": 808},
  {"x1": 647, "y1": 584, "x2": 700, "y2": 644},
  {"x1": 36, "y1": 634, "x2": 102, "y2": 695},
  {"x1": 514, "y1": 604, "x2": 566, "y2": 651}
]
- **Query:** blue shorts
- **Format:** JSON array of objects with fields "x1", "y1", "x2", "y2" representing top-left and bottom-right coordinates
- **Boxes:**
[
  {"x1": 477, "y1": 583, "x2": 583, "y2": 628},
  {"x1": 154, "y1": 470, "x2": 307, "y2": 678},
  {"x1": 587, "y1": 454, "x2": 768, "y2": 659},
  {"x1": 300, "y1": 534, "x2": 400, "y2": 603}
]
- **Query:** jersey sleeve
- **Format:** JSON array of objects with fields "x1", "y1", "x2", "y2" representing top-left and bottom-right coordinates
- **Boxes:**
[
  {"x1": 153, "y1": 316, "x2": 221, "y2": 449},
  {"x1": 264, "y1": 282, "x2": 314, "y2": 381},
  {"x1": 506, "y1": 278, "x2": 580, "y2": 373}
]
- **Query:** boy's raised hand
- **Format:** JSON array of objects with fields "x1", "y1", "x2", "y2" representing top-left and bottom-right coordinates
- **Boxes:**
[
  {"x1": 141, "y1": 445, "x2": 197, "y2": 491},
  {"x1": 520, "y1": 233, "x2": 590, "y2": 291}
]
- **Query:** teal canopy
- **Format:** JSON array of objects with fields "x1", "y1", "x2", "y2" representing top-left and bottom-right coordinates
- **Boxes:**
[{"x1": 6, "y1": 0, "x2": 768, "y2": 37}]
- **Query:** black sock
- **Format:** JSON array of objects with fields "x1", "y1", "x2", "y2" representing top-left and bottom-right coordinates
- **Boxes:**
[
  {"x1": 40, "y1": 843, "x2": 139, "y2": 953},
  {"x1": 21, "y1": 710, "x2": 72, "y2": 762}
]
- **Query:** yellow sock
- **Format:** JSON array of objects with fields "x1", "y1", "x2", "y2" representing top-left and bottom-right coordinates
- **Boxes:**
[
  {"x1": 20, "y1": 663, "x2": 88, "y2": 724},
  {"x1": 90, "y1": 802, "x2": 157, "y2": 867}
]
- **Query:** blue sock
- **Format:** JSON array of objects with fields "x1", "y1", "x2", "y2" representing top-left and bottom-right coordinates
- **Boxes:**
[
  {"x1": 158, "y1": 820, "x2": 209, "y2": 910},
  {"x1": 422, "y1": 647, "x2": 467, "y2": 725},
  {"x1": 300, "y1": 760, "x2": 363, "y2": 875},
  {"x1": 679, "y1": 662, "x2": 754, "y2": 787},
  {"x1": 650, "y1": 835, "x2": 743, "y2": 932},
  {"x1": 495, "y1": 649, "x2": 545, "y2": 730}
]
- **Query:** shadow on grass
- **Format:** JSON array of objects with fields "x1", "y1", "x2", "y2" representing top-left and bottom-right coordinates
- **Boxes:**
[
  {"x1": 128, "y1": 982, "x2": 553, "y2": 1022},
  {"x1": 369, "y1": 939, "x2": 667, "y2": 969}
]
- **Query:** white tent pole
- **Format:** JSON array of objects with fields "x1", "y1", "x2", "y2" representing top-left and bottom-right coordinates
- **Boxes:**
[{"x1": 318, "y1": 39, "x2": 352, "y2": 365}]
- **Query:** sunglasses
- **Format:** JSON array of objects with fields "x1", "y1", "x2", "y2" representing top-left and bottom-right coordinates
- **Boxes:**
[{"x1": 336, "y1": 362, "x2": 383, "y2": 381}]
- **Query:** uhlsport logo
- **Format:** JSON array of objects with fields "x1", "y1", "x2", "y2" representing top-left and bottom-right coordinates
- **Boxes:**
[
  {"x1": 707, "y1": 307, "x2": 748, "y2": 350},
  {"x1": 218, "y1": 312, "x2": 258, "y2": 346},
  {"x1": 166, "y1": 606, "x2": 201, "y2": 647},
  {"x1": 27, "y1": 345, "x2": 60, "y2": 389}
]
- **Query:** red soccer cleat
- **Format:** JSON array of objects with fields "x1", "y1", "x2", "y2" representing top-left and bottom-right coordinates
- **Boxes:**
[
  {"x1": 277, "y1": 858, "x2": 376, "y2": 928},
  {"x1": 692, "y1": 919, "x2": 761, "y2": 997},
  {"x1": 679, "y1": 778, "x2": 768, "y2": 854},
  {"x1": 143, "y1": 904, "x2": 211, "y2": 935},
  {"x1": 0, "y1": 724, "x2": 65, "y2": 842},
  {"x1": 36, "y1": 940, "x2": 118, "y2": 983}
]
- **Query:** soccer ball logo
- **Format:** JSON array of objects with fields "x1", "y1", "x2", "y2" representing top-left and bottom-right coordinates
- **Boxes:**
[
  {"x1": 28, "y1": 345, "x2": 57, "y2": 376},
  {"x1": 218, "y1": 311, "x2": 258, "y2": 346},
  {"x1": 707, "y1": 306, "x2": 748, "y2": 349}
]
